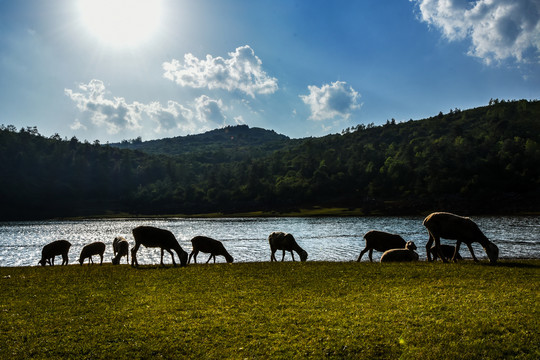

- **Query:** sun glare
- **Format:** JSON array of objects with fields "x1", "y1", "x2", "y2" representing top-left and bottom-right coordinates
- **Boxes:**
[{"x1": 78, "y1": 0, "x2": 162, "y2": 47}]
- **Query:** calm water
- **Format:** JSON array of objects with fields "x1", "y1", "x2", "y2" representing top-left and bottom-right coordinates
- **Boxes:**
[{"x1": 0, "y1": 216, "x2": 539, "y2": 267}]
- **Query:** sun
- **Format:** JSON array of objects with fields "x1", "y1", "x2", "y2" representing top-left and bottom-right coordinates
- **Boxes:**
[{"x1": 78, "y1": 0, "x2": 162, "y2": 47}]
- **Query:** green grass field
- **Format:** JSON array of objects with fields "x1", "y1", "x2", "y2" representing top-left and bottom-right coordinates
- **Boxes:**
[{"x1": 1, "y1": 260, "x2": 539, "y2": 359}]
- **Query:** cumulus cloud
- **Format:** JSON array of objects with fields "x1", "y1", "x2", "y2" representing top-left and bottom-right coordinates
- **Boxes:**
[
  {"x1": 194, "y1": 95, "x2": 227, "y2": 125},
  {"x1": 65, "y1": 79, "x2": 143, "y2": 134},
  {"x1": 65, "y1": 79, "x2": 226, "y2": 136},
  {"x1": 411, "y1": 0, "x2": 540, "y2": 64},
  {"x1": 300, "y1": 81, "x2": 361, "y2": 121},
  {"x1": 162, "y1": 45, "x2": 278, "y2": 97}
]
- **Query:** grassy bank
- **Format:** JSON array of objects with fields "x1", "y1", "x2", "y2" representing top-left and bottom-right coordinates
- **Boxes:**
[{"x1": 1, "y1": 260, "x2": 539, "y2": 359}]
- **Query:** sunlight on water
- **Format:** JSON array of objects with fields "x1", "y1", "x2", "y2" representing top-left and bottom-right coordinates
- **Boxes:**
[{"x1": 0, "y1": 216, "x2": 538, "y2": 267}]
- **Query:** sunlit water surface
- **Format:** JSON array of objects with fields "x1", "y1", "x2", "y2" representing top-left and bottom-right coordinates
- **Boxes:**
[{"x1": 0, "y1": 216, "x2": 539, "y2": 267}]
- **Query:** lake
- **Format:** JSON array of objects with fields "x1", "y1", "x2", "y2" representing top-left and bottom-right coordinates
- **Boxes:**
[{"x1": 0, "y1": 216, "x2": 539, "y2": 267}]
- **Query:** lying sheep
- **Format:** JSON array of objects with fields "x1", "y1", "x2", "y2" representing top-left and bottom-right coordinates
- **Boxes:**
[
  {"x1": 268, "y1": 232, "x2": 308, "y2": 262},
  {"x1": 423, "y1": 212, "x2": 499, "y2": 264},
  {"x1": 357, "y1": 230, "x2": 406, "y2": 262},
  {"x1": 380, "y1": 241, "x2": 419, "y2": 262},
  {"x1": 38, "y1": 240, "x2": 71, "y2": 266},
  {"x1": 78, "y1": 241, "x2": 106, "y2": 265},
  {"x1": 131, "y1": 226, "x2": 188, "y2": 267},
  {"x1": 429, "y1": 244, "x2": 462, "y2": 261},
  {"x1": 188, "y1": 236, "x2": 234, "y2": 264},
  {"x1": 112, "y1": 236, "x2": 129, "y2": 265}
]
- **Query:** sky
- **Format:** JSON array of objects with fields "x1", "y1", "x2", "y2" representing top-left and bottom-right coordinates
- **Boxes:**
[{"x1": 0, "y1": 0, "x2": 539, "y2": 142}]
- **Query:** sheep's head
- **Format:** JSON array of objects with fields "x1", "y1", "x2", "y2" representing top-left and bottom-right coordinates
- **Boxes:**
[
  {"x1": 405, "y1": 241, "x2": 417, "y2": 251},
  {"x1": 225, "y1": 253, "x2": 234, "y2": 263},
  {"x1": 38, "y1": 259, "x2": 46, "y2": 266},
  {"x1": 178, "y1": 249, "x2": 188, "y2": 267},
  {"x1": 485, "y1": 242, "x2": 499, "y2": 264},
  {"x1": 111, "y1": 257, "x2": 119, "y2": 265},
  {"x1": 299, "y1": 250, "x2": 308, "y2": 262}
]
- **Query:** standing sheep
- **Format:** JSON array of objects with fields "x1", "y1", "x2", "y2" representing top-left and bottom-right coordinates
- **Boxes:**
[
  {"x1": 423, "y1": 212, "x2": 499, "y2": 264},
  {"x1": 268, "y1": 232, "x2": 308, "y2": 262},
  {"x1": 112, "y1": 236, "x2": 129, "y2": 265},
  {"x1": 357, "y1": 230, "x2": 406, "y2": 262},
  {"x1": 79, "y1": 241, "x2": 106, "y2": 265},
  {"x1": 380, "y1": 241, "x2": 419, "y2": 262},
  {"x1": 188, "y1": 236, "x2": 234, "y2": 264},
  {"x1": 38, "y1": 240, "x2": 71, "y2": 266},
  {"x1": 131, "y1": 226, "x2": 188, "y2": 267}
]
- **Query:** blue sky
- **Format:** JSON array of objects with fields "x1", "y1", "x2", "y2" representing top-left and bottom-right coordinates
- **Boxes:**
[{"x1": 1, "y1": 0, "x2": 539, "y2": 142}]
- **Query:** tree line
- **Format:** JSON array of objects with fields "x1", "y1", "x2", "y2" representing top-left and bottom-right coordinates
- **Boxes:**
[{"x1": 1, "y1": 99, "x2": 539, "y2": 220}]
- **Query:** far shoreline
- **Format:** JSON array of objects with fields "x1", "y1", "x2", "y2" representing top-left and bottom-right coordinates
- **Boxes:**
[{"x1": 43, "y1": 207, "x2": 540, "y2": 222}]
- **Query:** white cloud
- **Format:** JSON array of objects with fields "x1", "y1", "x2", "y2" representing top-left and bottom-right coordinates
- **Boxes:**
[
  {"x1": 162, "y1": 45, "x2": 278, "y2": 97},
  {"x1": 412, "y1": 0, "x2": 540, "y2": 64},
  {"x1": 300, "y1": 81, "x2": 361, "y2": 121},
  {"x1": 194, "y1": 95, "x2": 227, "y2": 125},
  {"x1": 65, "y1": 79, "x2": 226, "y2": 136},
  {"x1": 65, "y1": 79, "x2": 143, "y2": 134}
]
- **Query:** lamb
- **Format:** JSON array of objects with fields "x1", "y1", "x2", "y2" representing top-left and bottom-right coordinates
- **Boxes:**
[
  {"x1": 188, "y1": 236, "x2": 234, "y2": 264},
  {"x1": 423, "y1": 212, "x2": 499, "y2": 264},
  {"x1": 429, "y1": 244, "x2": 462, "y2": 261},
  {"x1": 268, "y1": 232, "x2": 308, "y2": 262},
  {"x1": 111, "y1": 236, "x2": 129, "y2": 265},
  {"x1": 131, "y1": 226, "x2": 188, "y2": 267},
  {"x1": 380, "y1": 241, "x2": 419, "y2": 262},
  {"x1": 78, "y1": 241, "x2": 106, "y2": 265},
  {"x1": 38, "y1": 240, "x2": 71, "y2": 266},
  {"x1": 356, "y1": 230, "x2": 406, "y2": 262}
]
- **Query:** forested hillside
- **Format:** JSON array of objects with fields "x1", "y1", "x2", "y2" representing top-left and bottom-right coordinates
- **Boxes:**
[
  {"x1": 1, "y1": 99, "x2": 539, "y2": 220},
  {"x1": 112, "y1": 125, "x2": 297, "y2": 161}
]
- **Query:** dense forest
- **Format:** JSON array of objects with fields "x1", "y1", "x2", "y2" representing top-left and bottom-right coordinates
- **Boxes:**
[{"x1": 1, "y1": 99, "x2": 539, "y2": 220}]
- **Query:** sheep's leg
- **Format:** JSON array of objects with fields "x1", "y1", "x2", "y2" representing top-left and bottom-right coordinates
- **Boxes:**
[
  {"x1": 51, "y1": 257, "x2": 55, "y2": 266},
  {"x1": 291, "y1": 251, "x2": 296, "y2": 262},
  {"x1": 435, "y1": 236, "x2": 448, "y2": 263},
  {"x1": 451, "y1": 241, "x2": 462, "y2": 262},
  {"x1": 160, "y1": 248, "x2": 165, "y2": 266},
  {"x1": 368, "y1": 249, "x2": 373, "y2": 262},
  {"x1": 167, "y1": 248, "x2": 176, "y2": 266},
  {"x1": 357, "y1": 247, "x2": 369, "y2": 262},
  {"x1": 188, "y1": 250, "x2": 195, "y2": 264},
  {"x1": 131, "y1": 243, "x2": 140, "y2": 267},
  {"x1": 206, "y1": 254, "x2": 212, "y2": 264},
  {"x1": 281, "y1": 250, "x2": 286, "y2": 262},
  {"x1": 270, "y1": 249, "x2": 277, "y2": 262},
  {"x1": 465, "y1": 242, "x2": 478, "y2": 262},
  {"x1": 426, "y1": 232, "x2": 435, "y2": 261},
  {"x1": 62, "y1": 253, "x2": 68, "y2": 265}
]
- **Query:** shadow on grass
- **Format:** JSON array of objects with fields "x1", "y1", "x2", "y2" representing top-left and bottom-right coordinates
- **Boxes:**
[{"x1": 495, "y1": 260, "x2": 540, "y2": 269}]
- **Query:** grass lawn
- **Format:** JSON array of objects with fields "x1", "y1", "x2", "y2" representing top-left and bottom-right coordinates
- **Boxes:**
[{"x1": 1, "y1": 260, "x2": 539, "y2": 359}]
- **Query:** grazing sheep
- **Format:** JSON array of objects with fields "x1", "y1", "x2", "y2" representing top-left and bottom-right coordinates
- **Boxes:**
[
  {"x1": 38, "y1": 240, "x2": 71, "y2": 266},
  {"x1": 78, "y1": 241, "x2": 106, "y2": 265},
  {"x1": 357, "y1": 230, "x2": 406, "y2": 262},
  {"x1": 188, "y1": 236, "x2": 234, "y2": 264},
  {"x1": 423, "y1": 212, "x2": 499, "y2": 264},
  {"x1": 112, "y1": 236, "x2": 129, "y2": 265},
  {"x1": 131, "y1": 226, "x2": 188, "y2": 267},
  {"x1": 380, "y1": 241, "x2": 419, "y2": 262},
  {"x1": 429, "y1": 244, "x2": 462, "y2": 261},
  {"x1": 268, "y1": 232, "x2": 308, "y2": 262}
]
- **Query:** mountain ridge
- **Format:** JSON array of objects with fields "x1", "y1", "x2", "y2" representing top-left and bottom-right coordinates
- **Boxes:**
[{"x1": 111, "y1": 124, "x2": 294, "y2": 157}]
